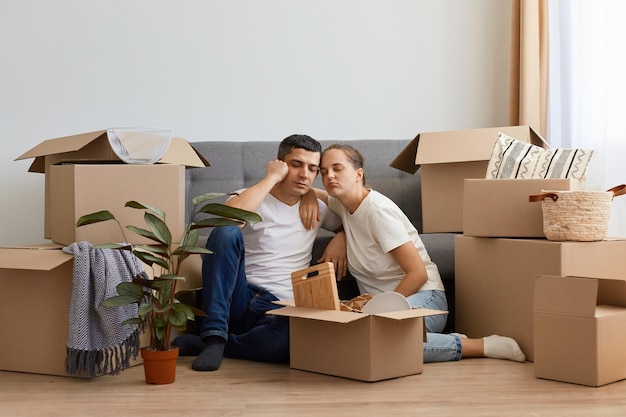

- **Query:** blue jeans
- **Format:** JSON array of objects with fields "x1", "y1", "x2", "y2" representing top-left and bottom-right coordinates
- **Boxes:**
[
  {"x1": 406, "y1": 290, "x2": 462, "y2": 362},
  {"x1": 199, "y1": 226, "x2": 289, "y2": 363}
]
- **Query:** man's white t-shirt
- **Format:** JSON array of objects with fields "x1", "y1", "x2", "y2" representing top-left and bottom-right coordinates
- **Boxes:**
[
  {"x1": 239, "y1": 192, "x2": 341, "y2": 301},
  {"x1": 328, "y1": 190, "x2": 444, "y2": 295}
]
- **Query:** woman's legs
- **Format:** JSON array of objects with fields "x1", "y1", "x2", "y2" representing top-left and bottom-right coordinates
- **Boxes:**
[{"x1": 406, "y1": 290, "x2": 525, "y2": 363}]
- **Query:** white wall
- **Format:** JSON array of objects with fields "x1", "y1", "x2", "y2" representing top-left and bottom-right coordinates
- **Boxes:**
[{"x1": 0, "y1": 0, "x2": 512, "y2": 245}]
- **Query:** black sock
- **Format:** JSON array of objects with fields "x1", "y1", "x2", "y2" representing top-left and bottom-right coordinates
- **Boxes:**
[{"x1": 192, "y1": 336, "x2": 226, "y2": 371}]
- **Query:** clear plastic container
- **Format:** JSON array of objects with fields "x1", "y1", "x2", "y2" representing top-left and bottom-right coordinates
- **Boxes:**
[{"x1": 106, "y1": 127, "x2": 173, "y2": 164}]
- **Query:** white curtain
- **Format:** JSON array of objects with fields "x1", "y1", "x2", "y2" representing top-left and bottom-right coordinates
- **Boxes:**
[{"x1": 548, "y1": 0, "x2": 626, "y2": 236}]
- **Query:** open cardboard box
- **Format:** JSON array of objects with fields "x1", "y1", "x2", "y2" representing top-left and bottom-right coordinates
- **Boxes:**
[
  {"x1": 463, "y1": 178, "x2": 581, "y2": 238},
  {"x1": 390, "y1": 125, "x2": 547, "y2": 233},
  {"x1": 0, "y1": 244, "x2": 148, "y2": 377},
  {"x1": 534, "y1": 275, "x2": 626, "y2": 387},
  {"x1": 15, "y1": 130, "x2": 210, "y2": 240},
  {"x1": 268, "y1": 303, "x2": 446, "y2": 382}
]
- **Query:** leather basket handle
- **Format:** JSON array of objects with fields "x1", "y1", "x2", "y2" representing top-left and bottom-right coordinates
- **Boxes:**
[
  {"x1": 607, "y1": 184, "x2": 626, "y2": 198},
  {"x1": 529, "y1": 184, "x2": 626, "y2": 203}
]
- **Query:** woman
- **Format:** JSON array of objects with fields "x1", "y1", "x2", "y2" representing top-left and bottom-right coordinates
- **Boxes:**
[{"x1": 316, "y1": 144, "x2": 525, "y2": 363}]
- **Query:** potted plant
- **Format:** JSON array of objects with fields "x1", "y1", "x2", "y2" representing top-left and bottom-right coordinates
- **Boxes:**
[{"x1": 76, "y1": 192, "x2": 261, "y2": 384}]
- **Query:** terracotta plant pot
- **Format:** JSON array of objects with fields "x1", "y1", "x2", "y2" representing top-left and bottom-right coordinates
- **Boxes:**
[{"x1": 140, "y1": 346, "x2": 179, "y2": 385}]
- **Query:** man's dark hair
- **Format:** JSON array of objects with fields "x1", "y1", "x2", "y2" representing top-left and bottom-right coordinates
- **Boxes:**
[{"x1": 277, "y1": 134, "x2": 322, "y2": 160}]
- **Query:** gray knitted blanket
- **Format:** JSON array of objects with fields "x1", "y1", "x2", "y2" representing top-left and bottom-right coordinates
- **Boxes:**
[{"x1": 63, "y1": 242, "x2": 144, "y2": 378}]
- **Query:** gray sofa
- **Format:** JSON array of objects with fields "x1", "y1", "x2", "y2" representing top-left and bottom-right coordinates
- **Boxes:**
[{"x1": 185, "y1": 139, "x2": 456, "y2": 332}]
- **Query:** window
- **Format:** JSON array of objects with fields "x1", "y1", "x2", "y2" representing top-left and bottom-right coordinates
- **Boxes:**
[{"x1": 548, "y1": 0, "x2": 626, "y2": 235}]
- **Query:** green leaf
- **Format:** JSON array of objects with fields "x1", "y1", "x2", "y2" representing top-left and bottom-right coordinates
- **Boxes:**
[
  {"x1": 125, "y1": 201, "x2": 166, "y2": 218},
  {"x1": 153, "y1": 304, "x2": 172, "y2": 314},
  {"x1": 138, "y1": 303, "x2": 154, "y2": 316},
  {"x1": 159, "y1": 273, "x2": 185, "y2": 281},
  {"x1": 121, "y1": 317, "x2": 141, "y2": 326},
  {"x1": 132, "y1": 275, "x2": 155, "y2": 287},
  {"x1": 116, "y1": 282, "x2": 144, "y2": 299},
  {"x1": 198, "y1": 203, "x2": 262, "y2": 223},
  {"x1": 172, "y1": 245, "x2": 213, "y2": 256},
  {"x1": 92, "y1": 243, "x2": 127, "y2": 250},
  {"x1": 180, "y1": 228, "x2": 198, "y2": 247},
  {"x1": 76, "y1": 210, "x2": 115, "y2": 227},
  {"x1": 133, "y1": 244, "x2": 169, "y2": 256},
  {"x1": 169, "y1": 308, "x2": 188, "y2": 328},
  {"x1": 144, "y1": 212, "x2": 172, "y2": 246},
  {"x1": 151, "y1": 281, "x2": 173, "y2": 290},
  {"x1": 133, "y1": 251, "x2": 170, "y2": 270},
  {"x1": 153, "y1": 318, "x2": 167, "y2": 340},
  {"x1": 174, "y1": 302, "x2": 203, "y2": 320},
  {"x1": 192, "y1": 218, "x2": 245, "y2": 228},
  {"x1": 191, "y1": 193, "x2": 227, "y2": 206},
  {"x1": 126, "y1": 225, "x2": 161, "y2": 243},
  {"x1": 100, "y1": 294, "x2": 140, "y2": 307}
]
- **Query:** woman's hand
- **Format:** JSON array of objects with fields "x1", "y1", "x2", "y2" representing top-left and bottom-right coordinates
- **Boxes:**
[
  {"x1": 318, "y1": 231, "x2": 348, "y2": 280},
  {"x1": 299, "y1": 189, "x2": 320, "y2": 230}
]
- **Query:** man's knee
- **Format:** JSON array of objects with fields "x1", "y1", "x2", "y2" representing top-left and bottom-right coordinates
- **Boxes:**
[{"x1": 206, "y1": 226, "x2": 243, "y2": 249}]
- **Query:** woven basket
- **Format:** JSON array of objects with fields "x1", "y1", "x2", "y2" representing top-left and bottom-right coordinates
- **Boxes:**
[{"x1": 529, "y1": 184, "x2": 626, "y2": 242}]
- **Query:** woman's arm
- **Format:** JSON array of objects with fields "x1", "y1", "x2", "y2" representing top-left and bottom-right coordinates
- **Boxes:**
[{"x1": 389, "y1": 242, "x2": 428, "y2": 297}]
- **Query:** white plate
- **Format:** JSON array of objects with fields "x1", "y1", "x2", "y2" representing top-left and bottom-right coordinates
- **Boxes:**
[{"x1": 360, "y1": 291, "x2": 412, "y2": 314}]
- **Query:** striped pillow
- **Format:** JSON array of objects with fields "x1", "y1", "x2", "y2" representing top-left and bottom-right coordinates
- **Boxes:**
[
  {"x1": 535, "y1": 148, "x2": 595, "y2": 179},
  {"x1": 486, "y1": 132, "x2": 594, "y2": 180}
]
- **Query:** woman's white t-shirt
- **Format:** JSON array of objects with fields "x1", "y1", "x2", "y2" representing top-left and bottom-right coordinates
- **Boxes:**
[
  {"x1": 240, "y1": 192, "x2": 341, "y2": 301},
  {"x1": 328, "y1": 190, "x2": 444, "y2": 295}
]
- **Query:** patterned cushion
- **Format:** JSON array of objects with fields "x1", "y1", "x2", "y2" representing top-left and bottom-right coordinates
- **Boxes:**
[{"x1": 486, "y1": 132, "x2": 594, "y2": 180}]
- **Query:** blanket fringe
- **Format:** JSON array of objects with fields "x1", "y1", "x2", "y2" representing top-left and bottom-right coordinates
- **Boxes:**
[{"x1": 65, "y1": 328, "x2": 141, "y2": 379}]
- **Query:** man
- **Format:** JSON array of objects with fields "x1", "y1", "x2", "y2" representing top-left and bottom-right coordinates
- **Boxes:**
[{"x1": 173, "y1": 134, "x2": 344, "y2": 371}]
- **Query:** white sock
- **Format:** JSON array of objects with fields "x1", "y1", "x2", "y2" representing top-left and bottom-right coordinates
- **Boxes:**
[{"x1": 483, "y1": 335, "x2": 526, "y2": 363}]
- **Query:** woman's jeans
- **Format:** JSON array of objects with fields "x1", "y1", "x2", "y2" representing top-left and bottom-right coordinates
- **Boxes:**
[
  {"x1": 406, "y1": 290, "x2": 462, "y2": 362},
  {"x1": 199, "y1": 226, "x2": 289, "y2": 363}
]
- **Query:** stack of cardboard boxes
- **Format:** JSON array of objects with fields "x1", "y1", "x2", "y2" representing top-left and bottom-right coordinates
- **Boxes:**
[
  {"x1": 0, "y1": 130, "x2": 209, "y2": 377},
  {"x1": 393, "y1": 125, "x2": 626, "y2": 387}
]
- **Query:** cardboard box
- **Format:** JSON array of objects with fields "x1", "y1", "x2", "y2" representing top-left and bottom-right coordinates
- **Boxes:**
[
  {"x1": 15, "y1": 130, "x2": 210, "y2": 238},
  {"x1": 463, "y1": 178, "x2": 581, "y2": 237},
  {"x1": 534, "y1": 275, "x2": 626, "y2": 386},
  {"x1": 455, "y1": 235, "x2": 626, "y2": 361},
  {"x1": 0, "y1": 245, "x2": 147, "y2": 377},
  {"x1": 390, "y1": 125, "x2": 547, "y2": 233},
  {"x1": 49, "y1": 163, "x2": 185, "y2": 246},
  {"x1": 269, "y1": 305, "x2": 445, "y2": 382}
]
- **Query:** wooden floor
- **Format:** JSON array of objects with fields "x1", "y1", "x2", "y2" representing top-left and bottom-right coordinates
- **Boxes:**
[{"x1": 2, "y1": 358, "x2": 626, "y2": 416}]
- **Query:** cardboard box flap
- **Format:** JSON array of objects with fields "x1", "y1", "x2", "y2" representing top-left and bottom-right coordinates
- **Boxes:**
[
  {"x1": 597, "y1": 279, "x2": 626, "y2": 308},
  {"x1": 534, "y1": 275, "x2": 598, "y2": 317},
  {"x1": 390, "y1": 125, "x2": 548, "y2": 174},
  {"x1": 268, "y1": 305, "x2": 368, "y2": 323},
  {"x1": 16, "y1": 131, "x2": 106, "y2": 161},
  {"x1": 160, "y1": 138, "x2": 210, "y2": 167},
  {"x1": 389, "y1": 134, "x2": 420, "y2": 174},
  {"x1": 596, "y1": 304, "x2": 626, "y2": 318},
  {"x1": 16, "y1": 131, "x2": 210, "y2": 172},
  {"x1": 0, "y1": 246, "x2": 72, "y2": 271},
  {"x1": 416, "y1": 125, "x2": 547, "y2": 165},
  {"x1": 533, "y1": 275, "x2": 626, "y2": 318},
  {"x1": 373, "y1": 308, "x2": 447, "y2": 320},
  {"x1": 269, "y1": 305, "x2": 447, "y2": 323},
  {"x1": 15, "y1": 131, "x2": 109, "y2": 173}
]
